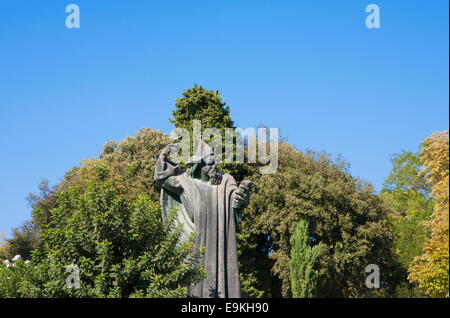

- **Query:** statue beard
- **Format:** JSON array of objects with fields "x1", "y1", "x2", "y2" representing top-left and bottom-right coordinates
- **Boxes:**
[{"x1": 207, "y1": 164, "x2": 222, "y2": 185}]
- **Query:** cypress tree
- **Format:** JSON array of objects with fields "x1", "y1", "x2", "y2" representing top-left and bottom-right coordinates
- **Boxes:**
[{"x1": 289, "y1": 215, "x2": 322, "y2": 298}]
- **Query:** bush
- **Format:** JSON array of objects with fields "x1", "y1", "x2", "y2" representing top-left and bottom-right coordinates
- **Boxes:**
[
  {"x1": 0, "y1": 256, "x2": 33, "y2": 297},
  {"x1": 1, "y1": 162, "x2": 205, "y2": 298}
]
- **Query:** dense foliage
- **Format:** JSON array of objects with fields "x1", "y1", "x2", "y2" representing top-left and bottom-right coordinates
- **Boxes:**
[
  {"x1": 238, "y1": 143, "x2": 399, "y2": 297},
  {"x1": 1, "y1": 86, "x2": 448, "y2": 298},
  {"x1": 289, "y1": 215, "x2": 323, "y2": 298},
  {"x1": 409, "y1": 131, "x2": 449, "y2": 297},
  {"x1": 169, "y1": 84, "x2": 234, "y2": 134},
  {"x1": 0, "y1": 221, "x2": 40, "y2": 262},
  {"x1": 1, "y1": 161, "x2": 204, "y2": 298},
  {"x1": 381, "y1": 151, "x2": 433, "y2": 297},
  {"x1": 382, "y1": 151, "x2": 433, "y2": 269}
]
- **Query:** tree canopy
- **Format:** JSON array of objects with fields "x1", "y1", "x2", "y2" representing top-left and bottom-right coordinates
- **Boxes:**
[
  {"x1": 409, "y1": 131, "x2": 449, "y2": 297},
  {"x1": 1, "y1": 86, "x2": 447, "y2": 298},
  {"x1": 170, "y1": 84, "x2": 234, "y2": 130},
  {"x1": 238, "y1": 143, "x2": 399, "y2": 297}
]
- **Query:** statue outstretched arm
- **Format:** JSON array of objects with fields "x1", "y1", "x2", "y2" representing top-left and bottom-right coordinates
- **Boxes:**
[{"x1": 154, "y1": 143, "x2": 183, "y2": 195}]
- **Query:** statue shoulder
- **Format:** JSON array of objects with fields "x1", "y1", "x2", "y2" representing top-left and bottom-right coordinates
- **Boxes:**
[{"x1": 221, "y1": 173, "x2": 237, "y2": 184}]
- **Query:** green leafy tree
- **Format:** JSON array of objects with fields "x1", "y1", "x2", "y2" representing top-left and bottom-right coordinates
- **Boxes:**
[
  {"x1": 0, "y1": 257, "x2": 33, "y2": 297},
  {"x1": 26, "y1": 179, "x2": 59, "y2": 229},
  {"x1": 170, "y1": 84, "x2": 234, "y2": 134},
  {"x1": 1, "y1": 179, "x2": 57, "y2": 261},
  {"x1": 240, "y1": 143, "x2": 399, "y2": 297},
  {"x1": 382, "y1": 151, "x2": 433, "y2": 266},
  {"x1": 169, "y1": 84, "x2": 247, "y2": 177},
  {"x1": 169, "y1": 86, "x2": 398, "y2": 297},
  {"x1": 98, "y1": 127, "x2": 170, "y2": 203},
  {"x1": 0, "y1": 221, "x2": 40, "y2": 261},
  {"x1": 1, "y1": 127, "x2": 206, "y2": 298},
  {"x1": 290, "y1": 215, "x2": 323, "y2": 298},
  {"x1": 0, "y1": 232, "x2": 6, "y2": 258},
  {"x1": 381, "y1": 151, "x2": 433, "y2": 297},
  {"x1": 9, "y1": 162, "x2": 205, "y2": 298}
]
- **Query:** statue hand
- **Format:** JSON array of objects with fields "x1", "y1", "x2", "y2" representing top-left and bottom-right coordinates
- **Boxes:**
[
  {"x1": 161, "y1": 143, "x2": 181, "y2": 158},
  {"x1": 233, "y1": 187, "x2": 249, "y2": 209}
]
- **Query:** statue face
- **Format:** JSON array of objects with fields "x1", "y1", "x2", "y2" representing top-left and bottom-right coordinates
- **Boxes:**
[
  {"x1": 199, "y1": 156, "x2": 221, "y2": 185},
  {"x1": 187, "y1": 151, "x2": 221, "y2": 184},
  {"x1": 200, "y1": 161, "x2": 214, "y2": 178}
]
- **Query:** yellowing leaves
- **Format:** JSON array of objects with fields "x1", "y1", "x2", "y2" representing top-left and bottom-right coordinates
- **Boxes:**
[{"x1": 409, "y1": 130, "x2": 449, "y2": 297}]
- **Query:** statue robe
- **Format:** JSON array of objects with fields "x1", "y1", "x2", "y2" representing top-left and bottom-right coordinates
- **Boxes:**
[{"x1": 154, "y1": 157, "x2": 241, "y2": 298}]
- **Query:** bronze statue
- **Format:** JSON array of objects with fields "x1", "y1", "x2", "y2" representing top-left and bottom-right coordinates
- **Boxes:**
[{"x1": 154, "y1": 139, "x2": 252, "y2": 298}]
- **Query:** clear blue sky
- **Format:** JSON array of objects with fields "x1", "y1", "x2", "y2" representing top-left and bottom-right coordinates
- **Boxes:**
[{"x1": 0, "y1": 1, "x2": 448, "y2": 237}]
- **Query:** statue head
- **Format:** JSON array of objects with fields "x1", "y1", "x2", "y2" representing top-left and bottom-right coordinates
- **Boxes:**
[{"x1": 186, "y1": 141, "x2": 222, "y2": 185}]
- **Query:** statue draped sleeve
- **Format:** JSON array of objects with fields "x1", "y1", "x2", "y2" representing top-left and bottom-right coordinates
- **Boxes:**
[
  {"x1": 154, "y1": 155, "x2": 182, "y2": 194},
  {"x1": 154, "y1": 155, "x2": 184, "y2": 223}
]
